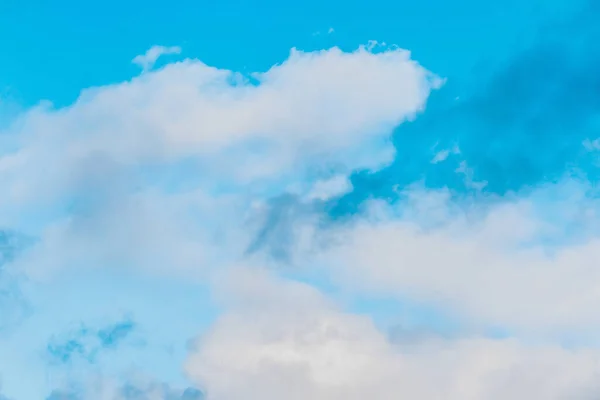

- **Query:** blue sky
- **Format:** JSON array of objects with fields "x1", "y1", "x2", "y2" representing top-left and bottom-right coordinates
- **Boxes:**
[
  {"x1": 2, "y1": 0, "x2": 600, "y2": 399},
  {"x1": 0, "y1": 0, "x2": 579, "y2": 108}
]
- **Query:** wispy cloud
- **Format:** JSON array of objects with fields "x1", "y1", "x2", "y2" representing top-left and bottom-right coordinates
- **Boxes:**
[
  {"x1": 132, "y1": 45, "x2": 182, "y2": 72},
  {"x1": 46, "y1": 317, "x2": 137, "y2": 365},
  {"x1": 46, "y1": 378, "x2": 203, "y2": 400}
]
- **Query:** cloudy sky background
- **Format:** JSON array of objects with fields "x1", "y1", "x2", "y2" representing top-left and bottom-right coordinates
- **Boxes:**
[{"x1": 2, "y1": 0, "x2": 600, "y2": 398}]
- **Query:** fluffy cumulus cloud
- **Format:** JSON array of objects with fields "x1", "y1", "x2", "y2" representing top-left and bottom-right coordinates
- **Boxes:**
[
  {"x1": 0, "y1": 45, "x2": 435, "y2": 213},
  {"x1": 185, "y1": 271, "x2": 600, "y2": 400},
  {"x1": 0, "y1": 44, "x2": 437, "y2": 281},
  {"x1": 307, "y1": 185, "x2": 600, "y2": 333},
  {"x1": 2, "y1": 1, "x2": 600, "y2": 398}
]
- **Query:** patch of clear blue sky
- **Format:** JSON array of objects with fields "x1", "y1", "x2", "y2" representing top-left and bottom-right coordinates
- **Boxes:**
[
  {"x1": 0, "y1": 0, "x2": 580, "y2": 109},
  {"x1": 330, "y1": 0, "x2": 600, "y2": 215}
]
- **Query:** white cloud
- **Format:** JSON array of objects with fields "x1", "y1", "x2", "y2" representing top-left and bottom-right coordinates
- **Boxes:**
[
  {"x1": 186, "y1": 270, "x2": 600, "y2": 400},
  {"x1": 431, "y1": 144, "x2": 459, "y2": 163},
  {"x1": 14, "y1": 188, "x2": 223, "y2": 280},
  {"x1": 0, "y1": 45, "x2": 438, "y2": 221},
  {"x1": 0, "y1": 44, "x2": 439, "y2": 283},
  {"x1": 304, "y1": 175, "x2": 353, "y2": 201},
  {"x1": 132, "y1": 45, "x2": 182, "y2": 72},
  {"x1": 303, "y1": 183, "x2": 600, "y2": 333}
]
